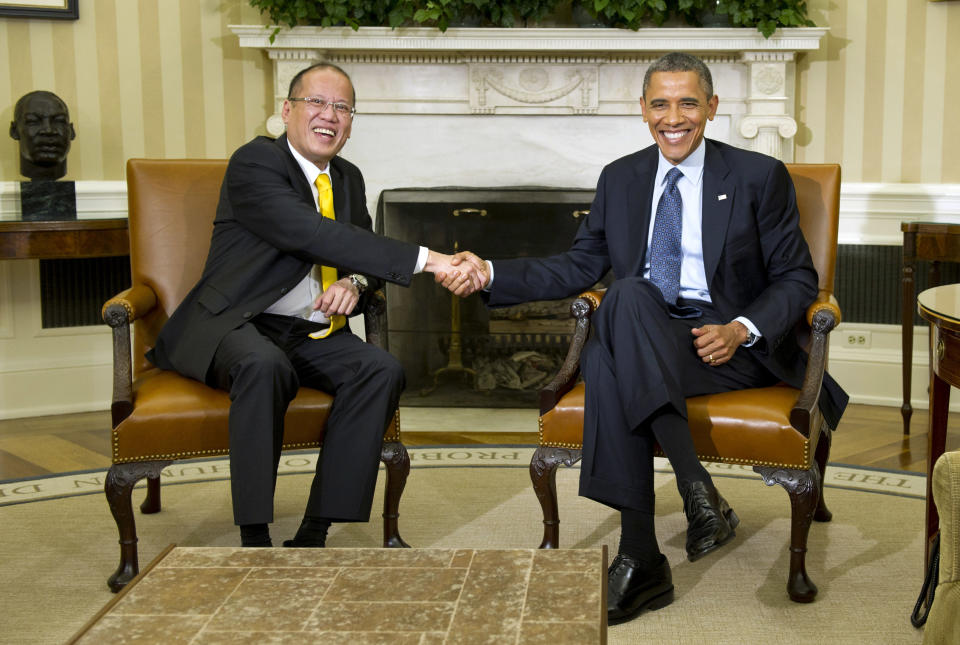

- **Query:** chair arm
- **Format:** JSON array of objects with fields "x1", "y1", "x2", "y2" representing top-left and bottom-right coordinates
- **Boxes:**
[
  {"x1": 806, "y1": 290, "x2": 841, "y2": 328},
  {"x1": 361, "y1": 290, "x2": 388, "y2": 350},
  {"x1": 539, "y1": 289, "x2": 607, "y2": 415},
  {"x1": 102, "y1": 284, "x2": 159, "y2": 327},
  {"x1": 791, "y1": 293, "x2": 841, "y2": 435},
  {"x1": 102, "y1": 284, "x2": 158, "y2": 428}
]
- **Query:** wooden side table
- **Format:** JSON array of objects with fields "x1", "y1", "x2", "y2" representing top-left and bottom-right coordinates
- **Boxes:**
[
  {"x1": 918, "y1": 283, "x2": 960, "y2": 571},
  {"x1": 902, "y1": 222, "x2": 960, "y2": 435},
  {"x1": 0, "y1": 218, "x2": 129, "y2": 259}
]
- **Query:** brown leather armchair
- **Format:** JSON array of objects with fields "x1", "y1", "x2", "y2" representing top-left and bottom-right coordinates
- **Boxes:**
[
  {"x1": 101, "y1": 159, "x2": 410, "y2": 592},
  {"x1": 530, "y1": 164, "x2": 842, "y2": 603}
]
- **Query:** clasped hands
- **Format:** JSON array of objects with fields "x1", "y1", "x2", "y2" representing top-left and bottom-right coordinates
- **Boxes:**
[
  {"x1": 312, "y1": 250, "x2": 488, "y2": 318},
  {"x1": 426, "y1": 250, "x2": 489, "y2": 297}
]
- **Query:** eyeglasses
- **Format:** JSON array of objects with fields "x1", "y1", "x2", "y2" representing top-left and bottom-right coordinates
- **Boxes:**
[{"x1": 288, "y1": 97, "x2": 356, "y2": 118}]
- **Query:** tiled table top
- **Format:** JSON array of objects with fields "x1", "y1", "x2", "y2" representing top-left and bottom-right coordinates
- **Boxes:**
[{"x1": 70, "y1": 546, "x2": 607, "y2": 644}]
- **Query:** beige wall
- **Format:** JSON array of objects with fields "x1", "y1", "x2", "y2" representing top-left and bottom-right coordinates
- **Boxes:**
[
  {"x1": 0, "y1": 0, "x2": 271, "y2": 181},
  {"x1": 1, "y1": 0, "x2": 959, "y2": 183},
  {"x1": 797, "y1": 0, "x2": 960, "y2": 182}
]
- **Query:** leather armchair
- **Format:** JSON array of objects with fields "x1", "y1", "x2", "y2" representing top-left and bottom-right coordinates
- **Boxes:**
[
  {"x1": 923, "y1": 450, "x2": 960, "y2": 643},
  {"x1": 530, "y1": 164, "x2": 842, "y2": 603},
  {"x1": 101, "y1": 159, "x2": 410, "y2": 592}
]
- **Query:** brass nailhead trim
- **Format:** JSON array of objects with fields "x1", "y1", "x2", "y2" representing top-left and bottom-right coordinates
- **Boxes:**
[
  {"x1": 113, "y1": 440, "x2": 322, "y2": 463},
  {"x1": 537, "y1": 417, "x2": 812, "y2": 469},
  {"x1": 582, "y1": 293, "x2": 600, "y2": 311},
  {"x1": 383, "y1": 409, "x2": 402, "y2": 443},
  {"x1": 112, "y1": 413, "x2": 406, "y2": 464},
  {"x1": 538, "y1": 416, "x2": 585, "y2": 450},
  {"x1": 102, "y1": 298, "x2": 133, "y2": 320}
]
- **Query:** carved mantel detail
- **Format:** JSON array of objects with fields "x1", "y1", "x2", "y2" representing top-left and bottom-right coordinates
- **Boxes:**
[
  {"x1": 232, "y1": 26, "x2": 827, "y2": 162},
  {"x1": 469, "y1": 64, "x2": 598, "y2": 114}
]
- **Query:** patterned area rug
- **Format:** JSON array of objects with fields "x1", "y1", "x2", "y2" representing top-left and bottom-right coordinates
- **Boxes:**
[{"x1": 0, "y1": 447, "x2": 928, "y2": 644}]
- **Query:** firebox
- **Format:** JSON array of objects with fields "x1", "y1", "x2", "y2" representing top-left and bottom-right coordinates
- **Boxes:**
[{"x1": 376, "y1": 187, "x2": 610, "y2": 408}]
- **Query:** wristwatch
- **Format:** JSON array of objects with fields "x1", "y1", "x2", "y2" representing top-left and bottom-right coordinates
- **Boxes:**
[
  {"x1": 347, "y1": 273, "x2": 368, "y2": 293},
  {"x1": 744, "y1": 330, "x2": 758, "y2": 347}
]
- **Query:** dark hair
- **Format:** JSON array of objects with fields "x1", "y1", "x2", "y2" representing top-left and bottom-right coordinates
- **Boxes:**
[
  {"x1": 642, "y1": 52, "x2": 714, "y2": 99},
  {"x1": 287, "y1": 62, "x2": 356, "y2": 105}
]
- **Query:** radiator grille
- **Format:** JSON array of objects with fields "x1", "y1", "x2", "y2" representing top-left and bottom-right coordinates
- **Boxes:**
[
  {"x1": 39, "y1": 258, "x2": 131, "y2": 328},
  {"x1": 835, "y1": 245, "x2": 960, "y2": 325},
  {"x1": 33, "y1": 245, "x2": 959, "y2": 329}
]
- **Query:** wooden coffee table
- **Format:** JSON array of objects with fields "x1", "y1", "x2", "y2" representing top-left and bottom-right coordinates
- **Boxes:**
[{"x1": 69, "y1": 545, "x2": 607, "y2": 644}]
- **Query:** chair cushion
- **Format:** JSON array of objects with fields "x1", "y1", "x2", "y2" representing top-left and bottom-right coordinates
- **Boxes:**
[
  {"x1": 113, "y1": 368, "x2": 398, "y2": 462},
  {"x1": 539, "y1": 382, "x2": 813, "y2": 469}
]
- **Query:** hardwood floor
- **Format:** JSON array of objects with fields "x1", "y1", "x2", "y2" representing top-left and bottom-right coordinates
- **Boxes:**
[{"x1": 0, "y1": 403, "x2": 957, "y2": 481}]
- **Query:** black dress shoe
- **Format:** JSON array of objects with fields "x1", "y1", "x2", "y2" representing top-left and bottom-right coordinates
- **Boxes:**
[
  {"x1": 680, "y1": 480, "x2": 740, "y2": 561},
  {"x1": 607, "y1": 553, "x2": 674, "y2": 625}
]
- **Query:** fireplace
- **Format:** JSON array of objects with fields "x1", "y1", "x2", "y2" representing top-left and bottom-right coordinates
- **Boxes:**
[
  {"x1": 377, "y1": 187, "x2": 609, "y2": 407},
  {"x1": 231, "y1": 25, "x2": 827, "y2": 407}
]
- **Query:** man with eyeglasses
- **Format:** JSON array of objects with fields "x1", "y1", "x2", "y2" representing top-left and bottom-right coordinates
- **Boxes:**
[{"x1": 148, "y1": 62, "x2": 487, "y2": 549}]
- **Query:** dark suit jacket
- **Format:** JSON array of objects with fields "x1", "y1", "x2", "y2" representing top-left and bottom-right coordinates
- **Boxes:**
[
  {"x1": 488, "y1": 139, "x2": 847, "y2": 427},
  {"x1": 148, "y1": 135, "x2": 421, "y2": 383}
]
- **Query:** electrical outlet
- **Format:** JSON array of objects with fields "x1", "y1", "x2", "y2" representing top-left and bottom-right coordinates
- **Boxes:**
[{"x1": 842, "y1": 330, "x2": 872, "y2": 349}]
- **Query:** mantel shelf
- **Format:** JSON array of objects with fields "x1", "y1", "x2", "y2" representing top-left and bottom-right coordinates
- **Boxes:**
[{"x1": 229, "y1": 25, "x2": 829, "y2": 54}]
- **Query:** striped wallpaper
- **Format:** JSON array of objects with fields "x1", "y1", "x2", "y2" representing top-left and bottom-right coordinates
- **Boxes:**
[
  {"x1": 797, "y1": 0, "x2": 960, "y2": 183},
  {"x1": 0, "y1": 0, "x2": 271, "y2": 181},
  {"x1": 1, "y1": 0, "x2": 958, "y2": 183}
]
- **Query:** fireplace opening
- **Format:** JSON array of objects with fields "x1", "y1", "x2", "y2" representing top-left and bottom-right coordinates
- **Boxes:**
[{"x1": 376, "y1": 188, "x2": 611, "y2": 408}]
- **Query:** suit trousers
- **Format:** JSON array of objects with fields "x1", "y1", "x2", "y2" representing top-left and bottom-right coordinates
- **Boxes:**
[
  {"x1": 208, "y1": 313, "x2": 405, "y2": 526},
  {"x1": 578, "y1": 278, "x2": 778, "y2": 513}
]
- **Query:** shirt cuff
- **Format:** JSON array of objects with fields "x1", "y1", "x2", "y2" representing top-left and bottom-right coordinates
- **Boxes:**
[
  {"x1": 414, "y1": 246, "x2": 429, "y2": 273},
  {"x1": 734, "y1": 316, "x2": 761, "y2": 347},
  {"x1": 484, "y1": 260, "x2": 495, "y2": 291}
]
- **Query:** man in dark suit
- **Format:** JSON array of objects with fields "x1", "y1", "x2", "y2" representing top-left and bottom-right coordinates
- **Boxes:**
[
  {"x1": 149, "y1": 62, "x2": 486, "y2": 549},
  {"x1": 443, "y1": 52, "x2": 847, "y2": 624}
]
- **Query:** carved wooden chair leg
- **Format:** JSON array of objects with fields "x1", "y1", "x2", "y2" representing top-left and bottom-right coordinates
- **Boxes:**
[
  {"x1": 530, "y1": 446, "x2": 582, "y2": 549},
  {"x1": 756, "y1": 464, "x2": 820, "y2": 603},
  {"x1": 140, "y1": 475, "x2": 162, "y2": 514},
  {"x1": 105, "y1": 460, "x2": 172, "y2": 592},
  {"x1": 813, "y1": 425, "x2": 833, "y2": 522},
  {"x1": 380, "y1": 441, "x2": 411, "y2": 548}
]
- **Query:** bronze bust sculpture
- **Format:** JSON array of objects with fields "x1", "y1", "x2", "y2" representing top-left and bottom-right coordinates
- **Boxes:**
[{"x1": 9, "y1": 90, "x2": 76, "y2": 181}]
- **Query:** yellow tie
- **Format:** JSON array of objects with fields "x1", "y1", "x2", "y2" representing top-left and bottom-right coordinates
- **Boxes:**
[{"x1": 308, "y1": 173, "x2": 346, "y2": 339}]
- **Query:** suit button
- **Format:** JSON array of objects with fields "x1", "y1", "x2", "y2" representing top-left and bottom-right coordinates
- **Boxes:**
[
  {"x1": 280, "y1": 287, "x2": 288, "y2": 295},
  {"x1": 242, "y1": 311, "x2": 253, "y2": 319}
]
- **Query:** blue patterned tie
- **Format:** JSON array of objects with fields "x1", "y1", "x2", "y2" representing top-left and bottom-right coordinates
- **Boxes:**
[{"x1": 649, "y1": 167, "x2": 684, "y2": 305}]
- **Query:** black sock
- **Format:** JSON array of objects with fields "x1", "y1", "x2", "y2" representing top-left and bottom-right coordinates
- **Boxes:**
[
  {"x1": 239, "y1": 523, "x2": 272, "y2": 547},
  {"x1": 649, "y1": 409, "x2": 711, "y2": 492},
  {"x1": 618, "y1": 508, "x2": 661, "y2": 571},
  {"x1": 284, "y1": 516, "x2": 331, "y2": 548}
]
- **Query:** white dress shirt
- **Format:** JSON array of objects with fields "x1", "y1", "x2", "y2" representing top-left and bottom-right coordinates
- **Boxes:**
[
  {"x1": 486, "y1": 139, "x2": 760, "y2": 343},
  {"x1": 265, "y1": 141, "x2": 428, "y2": 322},
  {"x1": 646, "y1": 140, "x2": 759, "y2": 342}
]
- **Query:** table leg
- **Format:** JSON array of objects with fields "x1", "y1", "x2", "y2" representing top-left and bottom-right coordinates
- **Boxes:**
[
  {"x1": 902, "y1": 254, "x2": 915, "y2": 435},
  {"x1": 926, "y1": 359, "x2": 949, "y2": 573}
]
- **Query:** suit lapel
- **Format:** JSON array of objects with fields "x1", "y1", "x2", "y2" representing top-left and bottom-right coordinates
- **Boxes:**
[
  {"x1": 701, "y1": 140, "x2": 734, "y2": 287},
  {"x1": 627, "y1": 148, "x2": 657, "y2": 277},
  {"x1": 276, "y1": 134, "x2": 316, "y2": 207}
]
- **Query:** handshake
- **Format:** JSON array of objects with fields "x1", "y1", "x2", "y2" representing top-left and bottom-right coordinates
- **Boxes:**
[{"x1": 425, "y1": 250, "x2": 489, "y2": 297}]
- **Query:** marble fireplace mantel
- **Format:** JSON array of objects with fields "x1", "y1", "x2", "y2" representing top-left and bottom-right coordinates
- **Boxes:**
[{"x1": 232, "y1": 26, "x2": 826, "y2": 163}]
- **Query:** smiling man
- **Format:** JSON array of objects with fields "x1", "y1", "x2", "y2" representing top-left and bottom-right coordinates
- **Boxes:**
[
  {"x1": 148, "y1": 62, "x2": 486, "y2": 549},
  {"x1": 442, "y1": 52, "x2": 848, "y2": 624}
]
